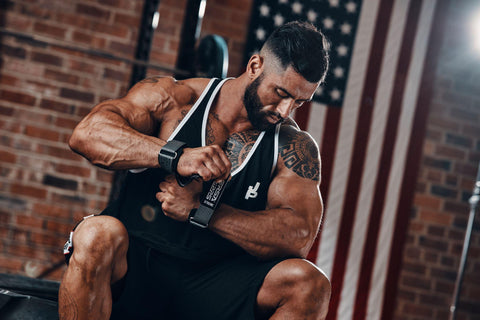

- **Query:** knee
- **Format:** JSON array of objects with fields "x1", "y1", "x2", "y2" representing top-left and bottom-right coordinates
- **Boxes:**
[
  {"x1": 72, "y1": 216, "x2": 128, "y2": 266},
  {"x1": 278, "y1": 259, "x2": 331, "y2": 303}
]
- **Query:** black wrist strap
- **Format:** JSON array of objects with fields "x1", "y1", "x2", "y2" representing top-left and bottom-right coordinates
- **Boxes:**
[
  {"x1": 189, "y1": 178, "x2": 229, "y2": 228},
  {"x1": 158, "y1": 140, "x2": 187, "y2": 174},
  {"x1": 189, "y1": 206, "x2": 214, "y2": 228}
]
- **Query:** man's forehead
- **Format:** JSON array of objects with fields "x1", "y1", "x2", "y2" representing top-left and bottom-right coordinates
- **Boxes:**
[{"x1": 263, "y1": 66, "x2": 319, "y2": 100}]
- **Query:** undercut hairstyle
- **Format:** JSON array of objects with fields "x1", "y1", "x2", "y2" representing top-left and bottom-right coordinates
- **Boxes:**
[{"x1": 261, "y1": 21, "x2": 330, "y2": 83}]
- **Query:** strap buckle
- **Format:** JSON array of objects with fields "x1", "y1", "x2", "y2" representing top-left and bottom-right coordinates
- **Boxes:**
[{"x1": 158, "y1": 140, "x2": 187, "y2": 174}]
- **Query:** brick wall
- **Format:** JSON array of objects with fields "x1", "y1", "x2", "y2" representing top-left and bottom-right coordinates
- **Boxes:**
[
  {"x1": 0, "y1": 0, "x2": 144, "y2": 280},
  {"x1": 200, "y1": 0, "x2": 253, "y2": 76},
  {"x1": 394, "y1": 1, "x2": 480, "y2": 319},
  {"x1": 2, "y1": 0, "x2": 478, "y2": 319},
  {"x1": 0, "y1": 0, "x2": 253, "y2": 281},
  {"x1": 150, "y1": 0, "x2": 187, "y2": 71}
]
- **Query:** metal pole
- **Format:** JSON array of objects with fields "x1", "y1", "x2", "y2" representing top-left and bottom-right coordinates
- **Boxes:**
[
  {"x1": 175, "y1": 0, "x2": 205, "y2": 79},
  {"x1": 129, "y1": 0, "x2": 162, "y2": 88},
  {"x1": 449, "y1": 161, "x2": 480, "y2": 320}
]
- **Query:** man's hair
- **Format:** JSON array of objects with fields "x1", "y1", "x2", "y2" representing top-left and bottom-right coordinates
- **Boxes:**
[{"x1": 261, "y1": 21, "x2": 330, "y2": 83}]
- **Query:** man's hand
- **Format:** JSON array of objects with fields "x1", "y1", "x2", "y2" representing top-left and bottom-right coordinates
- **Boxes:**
[
  {"x1": 177, "y1": 145, "x2": 231, "y2": 181},
  {"x1": 156, "y1": 175, "x2": 203, "y2": 221}
]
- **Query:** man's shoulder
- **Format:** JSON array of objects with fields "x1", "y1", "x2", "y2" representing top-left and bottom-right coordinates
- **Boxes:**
[
  {"x1": 277, "y1": 122, "x2": 320, "y2": 181},
  {"x1": 179, "y1": 78, "x2": 212, "y2": 95},
  {"x1": 278, "y1": 122, "x2": 318, "y2": 149},
  {"x1": 132, "y1": 76, "x2": 211, "y2": 106}
]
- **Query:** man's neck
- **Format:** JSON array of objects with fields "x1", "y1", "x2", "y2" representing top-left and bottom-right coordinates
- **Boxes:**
[{"x1": 213, "y1": 76, "x2": 254, "y2": 134}]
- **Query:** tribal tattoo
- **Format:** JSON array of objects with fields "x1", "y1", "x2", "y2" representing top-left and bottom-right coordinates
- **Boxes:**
[
  {"x1": 279, "y1": 131, "x2": 320, "y2": 181},
  {"x1": 224, "y1": 130, "x2": 261, "y2": 171}
]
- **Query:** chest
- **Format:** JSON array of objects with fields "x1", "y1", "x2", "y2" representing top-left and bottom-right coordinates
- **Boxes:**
[{"x1": 157, "y1": 108, "x2": 262, "y2": 172}]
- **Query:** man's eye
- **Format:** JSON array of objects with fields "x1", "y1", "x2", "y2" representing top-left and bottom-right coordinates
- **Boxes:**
[{"x1": 276, "y1": 90, "x2": 288, "y2": 98}]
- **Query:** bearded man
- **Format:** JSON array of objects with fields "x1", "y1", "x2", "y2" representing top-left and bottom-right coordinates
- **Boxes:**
[{"x1": 59, "y1": 21, "x2": 331, "y2": 320}]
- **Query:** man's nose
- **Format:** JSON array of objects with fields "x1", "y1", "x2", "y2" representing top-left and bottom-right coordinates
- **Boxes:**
[{"x1": 276, "y1": 99, "x2": 295, "y2": 119}]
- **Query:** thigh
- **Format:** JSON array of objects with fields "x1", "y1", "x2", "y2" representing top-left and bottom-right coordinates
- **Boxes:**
[{"x1": 171, "y1": 254, "x2": 284, "y2": 320}]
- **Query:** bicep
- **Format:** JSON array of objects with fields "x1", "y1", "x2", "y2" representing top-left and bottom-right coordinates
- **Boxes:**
[
  {"x1": 267, "y1": 126, "x2": 323, "y2": 229},
  {"x1": 267, "y1": 173, "x2": 323, "y2": 228}
]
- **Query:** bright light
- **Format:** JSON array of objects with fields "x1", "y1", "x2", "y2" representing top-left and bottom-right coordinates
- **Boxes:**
[
  {"x1": 472, "y1": 11, "x2": 480, "y2": 52},
  {"x1": 199, "y1": 0, "x2": 207, "y2": 19},
  {"x1": 152, "y1": 11, "x2": 160, "y2": 30}
]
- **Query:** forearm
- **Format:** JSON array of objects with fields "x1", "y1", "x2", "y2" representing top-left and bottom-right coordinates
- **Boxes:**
[
  {"x1": 209, "y1": 204, "x2": 315, "y2": 260},
  {"x1": 69, "y1": 109, "x2": 163, "y2": 170}
]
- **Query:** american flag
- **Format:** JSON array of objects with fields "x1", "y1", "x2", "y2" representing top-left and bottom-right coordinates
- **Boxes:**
[
  {"x1": 244, "y1": 0, "x2": 362, "y2": 107},
  {"x1": 245, "y1": 0, "x2": 443, "y2": 319}
]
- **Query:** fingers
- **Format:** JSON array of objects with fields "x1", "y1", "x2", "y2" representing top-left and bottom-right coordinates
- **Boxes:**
[
  {"x1": 177, "y1": 145, "x2": 231, "y2": 181},
  {"x1": 156, "y1": 175, "x2": 201, "y2": 222},
  {"x1": 156, "y1": 190, "x2": 176, "y2": 216},
  {"x1": 210, "y1": 147, "x2": 231, "y2": 181},
  {"x1": 157, "y1": 176, "x2": 176, "y2": 206},
  {"x1": 158, "y1": 176, "x2": 175, "y2": 193},
  {"x1": 155, "y1": 190, "x2": 168, "y2": 204}
]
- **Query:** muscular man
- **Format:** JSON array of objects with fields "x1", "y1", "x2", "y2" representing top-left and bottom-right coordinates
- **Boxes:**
[{"x1": 59, "y1": 21, "x2": 331, "y2": 320}]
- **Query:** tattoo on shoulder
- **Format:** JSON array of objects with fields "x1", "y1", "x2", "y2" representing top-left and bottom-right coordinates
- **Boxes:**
[
  {"x1": 224, "y1": 130, "x2": 261, "y2": 171},
  {"x1": 279, "y1": 131, "x2": 320, "y2": 181},
  {"x1": 170, "y1": 109, "x2": 189, "y2": 135}
]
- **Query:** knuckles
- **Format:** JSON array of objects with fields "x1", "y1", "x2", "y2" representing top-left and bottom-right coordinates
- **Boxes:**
[{"x1": 180, "y1": 145, "x2": 231, "y2": 180}]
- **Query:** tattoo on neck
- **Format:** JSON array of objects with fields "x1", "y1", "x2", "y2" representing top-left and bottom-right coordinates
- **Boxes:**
[
  {"x1": 279, "y1": 133, "x2": 320, "y2": 181},
  {"x1": 224, "y1": 130, "x2": 261, "y2": 171}
]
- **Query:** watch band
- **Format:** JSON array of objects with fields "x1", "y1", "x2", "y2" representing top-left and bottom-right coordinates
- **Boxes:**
[
  {"x1": 189, "y1": 205, "x2": 214, "y2": 228},
  {"x1": 189, "y1": 178, "x2": 229, "y2": 228},
  {"x1": 158, "y1": 140, "x2": 187, "y2": 174}
]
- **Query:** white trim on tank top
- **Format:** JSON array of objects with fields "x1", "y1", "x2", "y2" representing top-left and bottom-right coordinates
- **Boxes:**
[{"x1": 129, "y1": 78, "x2": 219, "y2": 174}]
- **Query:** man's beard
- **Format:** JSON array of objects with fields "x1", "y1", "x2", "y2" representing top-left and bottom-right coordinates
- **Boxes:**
[{"x1": 243, "y1": 74, "x2": 283, "y2": 131}]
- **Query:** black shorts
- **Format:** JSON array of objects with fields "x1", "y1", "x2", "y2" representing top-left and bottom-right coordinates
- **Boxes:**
[
  {"x1": 110, "y1": 236, "x2": 283, "y2": 320},
  {"x1": 65, "y1": 221, "x2": 283, "y2": 320}
]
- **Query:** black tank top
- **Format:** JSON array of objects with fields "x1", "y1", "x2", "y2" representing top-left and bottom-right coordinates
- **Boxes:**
[{"x1": 105, "y1": 78, "x2": 280, "y2": 262}]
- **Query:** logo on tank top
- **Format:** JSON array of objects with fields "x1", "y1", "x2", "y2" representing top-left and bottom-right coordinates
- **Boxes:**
[{"x1": 245, "y1": 182, "x2": 260, "y2": 200}]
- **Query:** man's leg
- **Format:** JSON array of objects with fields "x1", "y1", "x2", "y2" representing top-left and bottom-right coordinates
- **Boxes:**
[
  {"x1": 256, "y1": 258, "x2": 331, "y2": 320},
  {"x1": 58, "y1": 216, "x2": 129, "y2": 320}
]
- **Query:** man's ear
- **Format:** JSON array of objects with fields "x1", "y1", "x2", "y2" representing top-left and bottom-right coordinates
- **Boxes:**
[{"x1": 246, "y1": 54, "x2": 264, "y2": 79}]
